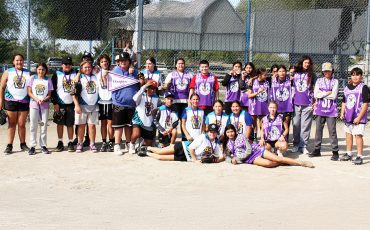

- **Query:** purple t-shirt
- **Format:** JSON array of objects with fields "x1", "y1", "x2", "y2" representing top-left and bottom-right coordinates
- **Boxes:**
[{"x1": 27, "y1": 76, "x2": 54, "y2": 109}]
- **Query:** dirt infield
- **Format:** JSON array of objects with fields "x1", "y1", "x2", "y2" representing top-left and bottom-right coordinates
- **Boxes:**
[{"x1": 0, "y1": 122, "x2": 369, "y2": 229}]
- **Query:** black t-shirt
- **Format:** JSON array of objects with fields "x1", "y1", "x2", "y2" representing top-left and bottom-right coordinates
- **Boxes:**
[{"x1": 343, "y1": 84, "x2": 370, "y2": 103}]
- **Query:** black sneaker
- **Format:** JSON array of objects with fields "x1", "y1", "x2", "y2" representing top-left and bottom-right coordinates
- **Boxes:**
[
  {"x1": 28, "y1": 147, "x2": 36, "y2": 155},
  {"x1": 353, "y1": 156, "x2": 363, "y2": 165},
  {"x1": 331, "y1": 151, "x2": 339, "y2": 161},
  {"x1": 107, "y1": 142, "x2": 114, "y2": 152},
  {"x1": 138, "y1": 150, "x2": 148, "y2": 157},
  {"x1": 41, "y1": 146, "x2": 51, "y2": 154},
  {"x1": 83, "y1": 136, "x2": 90, "y2": 147},
  {"x1": 308, "y1": 150, "x2": 321, "y2": 158},
  {"x1": 4, "y1": 144, "x2": 13, "y2": 155},
  {"x1": 340, "y1": 153, "x2": 352, "y2": 161},
  {"x1": 67, "y1": 142, "x2": 75, "y2": 152},
  {"x1": 55, "y1": 141, "x2": 64, "y2": 152},
  {"x1": 100, "y1": 142, "x2": 108, "y2": 152},
  {"x1": 72, "y1": 138, "x2": 78, "y2": 146},
  {"x1": 20, "y1": 143, "x2": 30, "y2": 152},
  {"x1": 135, "y1": 146, "x2": 147, "y2": 154}
]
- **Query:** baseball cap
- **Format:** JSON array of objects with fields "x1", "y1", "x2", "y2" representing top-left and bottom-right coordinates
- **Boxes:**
[
  {"x1": 147, "y1": 80, "x2": 158, "y2": 88},
  {"x1": 117, "y1": 52, "x2": 131, "y2": 61},
  {"x1": 62, "y1": 57, "x2": 73, "y2": 65},
  {"x1": 322, "y1": 62, "x2": 333, "y2": 72},
  {"x1": 208, "y1": 124, "x2": 219, "y2": 133},
  {"x1": 164, "y1": 92, "x2": 175, "y2": 98}
]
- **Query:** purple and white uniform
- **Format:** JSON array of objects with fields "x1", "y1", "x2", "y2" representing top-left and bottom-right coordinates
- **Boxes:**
[
  {"x1": 314, "y1": 77, "x2": 338, "y2": 117},
  {"x1": 249, "y1": 79, "x2": 269, "y2": 116},
  {"x1": 240, "y1": 76, "x2": 252, "y2": 107},
  {"x1": 166, "y1": 71, "x2": 192, "y2": 104},
  {"x1": 225, "y1": 75, "x2": 240, "y2": 102},
  {"x1": 226, "y1": 134, "x2": 264, "y2": 164},
  {"x1": 293, "y1": 72, "x2": 313, "y2": 106},
  {"x1": 270, "y1": 76, "x2": 293, "y2": 113},
  {"x1": 344, "y1": 83, "x2": 367, "y2": 124},
  {"x1": 262, "y1": 114, "x2": 284, "y2": 142},
  {"x1": 194, "y1": 73, "x2": 216, "y2": 107}
]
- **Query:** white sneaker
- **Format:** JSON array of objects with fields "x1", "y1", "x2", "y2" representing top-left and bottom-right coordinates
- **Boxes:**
[
  {"x1": 303, "y1": 148, "x2": 310, "y2": 155},
  {"x1": 128, "y1": 143, "x2": 135, "y2": 154},
  {"x1": 114, "y1": 144, "x2": 122, "y2": 155},
  {"x1": 291, "y1": 146, "x2": 299, "y2": 153},
  {"x1": 121, "y1": 142, "x2": 129, "y2": 153}
]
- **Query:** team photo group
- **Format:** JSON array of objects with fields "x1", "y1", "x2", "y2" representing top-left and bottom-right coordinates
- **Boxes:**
[{"x1": 0, "y1": 51, "x2": 368, "y2": 166}]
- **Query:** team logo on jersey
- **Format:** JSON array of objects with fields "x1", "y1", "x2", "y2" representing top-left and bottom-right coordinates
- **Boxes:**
[
  {"x1": 145, "y1": 102, "x2": 154, "y2": 116},
  {"x1": 203, "y1": 146, "x2": 213, "y2": 155},
  {"x1": 199, "y1": 83, "x2": 211, "y2": 95},
  {"x1": 35, "y1": 84, "x2": 45, "y2": 96},
  {"x1": 13, "y1": 76, "x2": 26, "y2": 89},
  {"x1": 165, "y1": 115, "x2": 172, "y2": 129},
  {"x1": 86, "y1": 81, "x2": 96, "y2": 94},
  {"x1": 233, "y1": 121, "x2": 243, "y2": 134},
  {"x1": 268, "y1": 126, "x2": 281, "y2": 141},
  {"x1": 256, "y1": 90, "x2": 268, "y2": 102},
  {"x1": 229, "y1": 81, "x2": 239, "y2": 93},
  {"x1": 346, "y1": 94, "x2": 357, "y2": 110},
  {"x1": 175, "y1": 79, "x2": 188, "y2": 90},
  {"x1": 191, "y1": 115, "x2": 201, "y2": 129},
  {"x1": 296, "y1": 80, "x2": 308, "y2": 92},
  {"x1": 276, "y1": 87, "x2": 289, "y2": 101},
  {"x1": 63, "y1": 79, "x2": 74, "y2": 93}
]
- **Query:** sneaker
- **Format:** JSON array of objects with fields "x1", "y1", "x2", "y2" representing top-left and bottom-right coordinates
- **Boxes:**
[
  {"x1": 28, "y1": 147, "x2": 36, "y2": 155},
  {"x1": 291, "y1": 146, "x2": 299, "y2": 153},
  {"x1": 4, "y1": 145, "x2": 13, "y2": 155},
  {"x1": 100, "y1": 142, "x2": 108, "y2": 152},
  {"x1": 129, "y1": 143, "x2": 136, "y2": 154},
  {"x1": 308, "y1": 149, "x2": 321, "y2": 158},
  {"x1": 331, "y1": 151, "x2": 339, "y2": 161},
  {"x1": 20, "y1": 143, "x2": 30, "y2": 152},
  {"x1": 90, "y1": 144, "x2": 98, "y2": 153},
  {"x1": 300, "y1": 161, "x2": 315, "y2": 168},
  {"x1": 72, "y1": 138, "x2": 78, "y2": 146},
  {"x1": 41, "y1": 146, "x2": 51, "y2": 154},
  {"x1": 353, "y1": 156, "x2": 363, "y2": 165},
  {"x1": 303, "y1": 148, "x2": 310, "y2": 155},
  {"x1": 135, "y1": 138, "x2": 144, "y2": 153},
  {"x1": 107, "y1": 142, "x2": 114, "y2": 152},
  {"x1": 67, "y1": 142, "x2": 75, "y2": 152},
  {"x1": 138, "y1": 150, "x2": 148, "y2": 157},
  {"x1": 136, "y1": 146, "x2": 147, "y2": 153},
  {"x1": 121, "y1": 142, "x2": 129, "y2": 153},
  {"x1": 114, "y1": 144, "x2": 122, "y2": 155},
  {"x1": 55, "y1": 141, "x2": 64, "y2": 152},
  {"x1": 340, "y1": 153, "x2": 352, "y2": 161},
  {"x1": 83, "y1": 137, "x2": 90, "y2": 147},
  {"x1": 76, "y1": 143, "x2": 83, "y2": 153}
]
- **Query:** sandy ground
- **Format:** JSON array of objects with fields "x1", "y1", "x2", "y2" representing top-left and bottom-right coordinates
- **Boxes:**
[{"x1": 0, "y1": 121, "x2": 369, "y2": 230}]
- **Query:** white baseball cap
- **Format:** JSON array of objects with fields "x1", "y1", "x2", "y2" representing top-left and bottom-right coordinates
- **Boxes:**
[{"x1": 322, "y1": 62, "x2": 333, "y2": 71}]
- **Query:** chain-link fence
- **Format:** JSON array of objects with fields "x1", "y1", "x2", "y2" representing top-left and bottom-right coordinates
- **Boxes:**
[{"x1": 1, "y1": 0, "x2": 369, "y2": 120}]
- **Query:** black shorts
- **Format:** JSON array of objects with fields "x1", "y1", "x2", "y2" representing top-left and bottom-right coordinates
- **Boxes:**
[
  {"x1": 112, "y1": 105, "x2": 135, "y2": 128},
  {"x1": 158, "y1": 132, "x2": 171, "y2": 147},
  {"x1": 133, "y1": 125, "x2": 156, "y2": 140},
  {"x1": 4, "y1": 100, "x2": 29, "y2": 112},
  {"x1": 99, "y1": 104, "x2": 113, "y2": 120},
  {"x1": 174, "y1": 142, "x2": 187, "y2": 162},
  {"x1": 53, "y1": 104, "x2": 75, "y2": 127}
]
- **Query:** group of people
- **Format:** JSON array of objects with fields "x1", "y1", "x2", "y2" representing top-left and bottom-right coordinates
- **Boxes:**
[{"x1": 0, "y1": 52, "x2": 367, "y2": 166}]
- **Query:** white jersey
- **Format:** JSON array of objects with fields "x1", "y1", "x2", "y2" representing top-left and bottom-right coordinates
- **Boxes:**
[
  {"x1": 205, "y1": 112, "x2": 229, "y2": 138},
  {"x1": 96, "y1": 70, "x2": 112, "y2": 104},
  {"x1": 5, "y1": 67, "x2": 31, "y2": 102},
  {"x1": 55, "y1": 70, "x2": 78, "y2": 104},
  {"x1": 188, "y1": 134, "x2": 222, "y2": 160},
  {"x1": 79, "y1": 74, "x2": 99, "y2": 106},
  {"x1": 31, "y1": 76, "x2": 50, "y2": 101},
  {"x1": 182, "y1": 107, "x2": 205, "y2": 139}
]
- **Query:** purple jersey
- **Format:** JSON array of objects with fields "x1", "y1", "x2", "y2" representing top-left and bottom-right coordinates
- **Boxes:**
[
  {"x1": 169, "y1": 71, "x2": 192, "y2": 100},
  {"x1": 240, "y1": 76, "x2": 251, "y2": 107},
  {"x1": 262, "y1": 114, "x2": 284, "y2": 141},
  {"x1": 344, "y1": 83, "x2": 367, "y2": 124},
  {"x1": 314, "y1": 77, "x2": 338, "y2": 117},
  {"x1": 195, "y1": 73, "x2": 215, "y2": 107},
  {"x1": 293, "y1": 72, "x2": 313, "y2": 106},
  {"x1": 249, "y1": 79, "x2": 269, "y2": 116},
  {"x1": 270, "y1": 76, "x2": 293, "y2": 113},
  {"x1": 225, "y1": 75, "x2": 240, "y2": 102}
]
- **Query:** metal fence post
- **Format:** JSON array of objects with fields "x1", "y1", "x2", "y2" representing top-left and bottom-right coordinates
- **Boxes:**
[
  {"x1": 26, "y1": 0, "x2": 31, "y2": 70},
  {"x1": 137, "y1": 0, "x2": 144, "y2": 69},
  {"x1": 366, "y1": 0, "x2": 370, "y2": 84},
  {"x1": 245, "y1": 0, "x2": 251, "y2": 64}
]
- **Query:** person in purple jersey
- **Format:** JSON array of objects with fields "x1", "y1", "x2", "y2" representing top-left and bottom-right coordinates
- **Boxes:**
[
  {"x1": 270, "y1": 65, "x2": 294, "y2": 131},
  {"x1": 222, "y1": 61, "x2": 243, "y2": 114},
  {"x1": 239, "y1": 62, "x2": 256, "y2": 112},
  {"x1": 222, "y1": 124, "x2": 314, "y2": 168},
  {"x1": 259, "y1": 101, "x2": 288, "y2": 156},
  {"x1": 340, "y1": 68, "x2": 369, "y2": 165},
  {"x1": 309, "y1": 62, "x2": 339, "y2": 160},
  {"x1": 248, "y1": 67, "x2": 270, "y2": 141},
  {"x1": 292, "y1": 56, "x2": 316, "y2": 154}
]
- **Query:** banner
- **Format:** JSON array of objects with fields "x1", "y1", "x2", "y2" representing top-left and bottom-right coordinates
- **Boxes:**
[{"x1": 107, "y1": 71, "x2": 139, "y2": 91}]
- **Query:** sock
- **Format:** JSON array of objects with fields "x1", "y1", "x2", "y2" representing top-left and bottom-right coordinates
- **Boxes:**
[
  {"x1": 358, "y1": 154, "x2": 364, "y2": 159},
  {"x1": 102, "y1": 139, "x2": 106, "y2": 143},
  {"x1": 59, "y1": 138, "x2": 63, "y2": 142},
  {"x1": 69, "y1": 139, "x2": 73, "y2": 143},
  {"x1": 109, "y1": 139, "x2": 114, "y2": 143},
  {"x1": 20, "y1": 142, "x2": 26, "y2": 145},
  {"x1": 347, "y1": 152, "x2": 353, "y2": 156}
]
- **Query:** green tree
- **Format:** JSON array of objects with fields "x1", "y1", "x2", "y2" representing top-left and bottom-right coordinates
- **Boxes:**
[{"x1": 0, "y1": 0, "x2": 20, "y2": 63}]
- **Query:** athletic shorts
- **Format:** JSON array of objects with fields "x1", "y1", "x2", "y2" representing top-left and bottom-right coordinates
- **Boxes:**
[
  {"x1": 158, "y1": 132, "x2": 171, "y2": 147},
  {"x1": 174, "y1": 142, "x2": 187, "y2": 162},
  {"x1": 4, "y1": 100, "x2": 29, "y2": 112},
  {"x1": 99, "y1": 104, "x2": 113, "y2": 120},
  {"x1": 53, "y1": 104, "x2": 75, "y2": 126},
  {"x1": 133, "y1": 125, "x2": 156, "y2": 140},
  {"x1": 75, "y1": 111, "x2": 99, "y2": 125},
  {"x1": 112, "y1": 105, "x2": 135, "y2": 128},
  {"x1": 344, "y1": 123, "x2": 366, "y2": 136}
]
